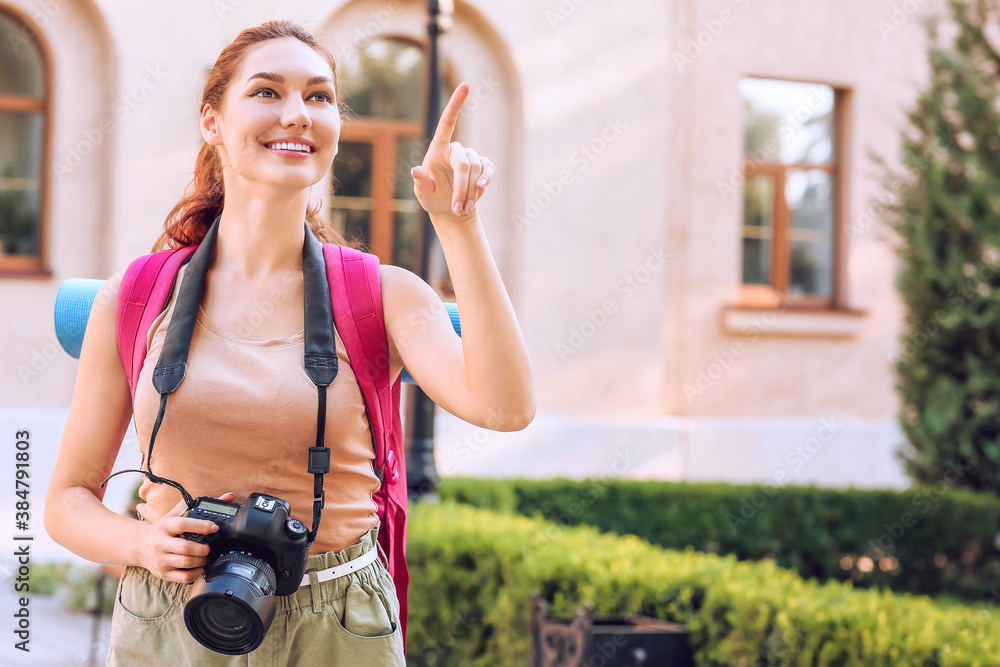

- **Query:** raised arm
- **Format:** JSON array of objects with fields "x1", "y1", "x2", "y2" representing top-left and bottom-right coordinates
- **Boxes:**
[{"x1": 381, "y1": 82, "x2": 535, "y2": 432}]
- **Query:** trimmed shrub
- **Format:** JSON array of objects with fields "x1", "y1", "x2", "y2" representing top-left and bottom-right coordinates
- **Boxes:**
[
  {"x1": 437, "y1": 477, "x2": 1000, "y2": 600},
  {"x1": 407, "y1": 502, "x2": 1000, "y2": 666}
]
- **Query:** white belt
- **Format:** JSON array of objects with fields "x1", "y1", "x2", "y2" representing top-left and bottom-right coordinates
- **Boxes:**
[{"x1": 298, "y1": 545, "x2": 379, "y2": 588}]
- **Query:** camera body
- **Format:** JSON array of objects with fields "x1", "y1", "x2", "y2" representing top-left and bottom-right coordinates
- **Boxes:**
[{"x1": 183, "y1": 492, "x2": 309, "y2": 597}]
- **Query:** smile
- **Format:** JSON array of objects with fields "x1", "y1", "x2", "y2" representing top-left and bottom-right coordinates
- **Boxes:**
[{"x1": 263, "y1": 142, "x2": 315, "y2": 155}]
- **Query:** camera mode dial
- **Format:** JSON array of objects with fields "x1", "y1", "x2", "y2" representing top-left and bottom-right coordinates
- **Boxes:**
[{"x1": 285, "y1": 519, "x2": 307, "y2": 539}]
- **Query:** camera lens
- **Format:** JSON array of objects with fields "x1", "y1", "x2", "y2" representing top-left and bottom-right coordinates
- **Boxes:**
[
  {"x1": 192, "y1": 597, "x2": 252, "y2": 643},
  {"x1": 202, "y1": 597, "x2": 252, "y2": 635},
  {"x1": 184, "y1": 551, "x2": 279, "y2": 655}
]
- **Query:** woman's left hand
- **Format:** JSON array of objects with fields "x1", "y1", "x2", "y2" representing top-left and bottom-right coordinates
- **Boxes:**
[{"x1": 411, "y1": 81, "x2": 495, "y2": 222}]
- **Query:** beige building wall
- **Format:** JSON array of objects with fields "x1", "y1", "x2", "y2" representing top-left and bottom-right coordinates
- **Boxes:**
[
  {"x1": 438, "y1": 0, "x2": 934, "y2": 486},
  {"x1": 1, "y1": 0, "x2": 114, "y2": 408},
  {"x1": 0, "y1": 0, "x2": 941, "y2": 510},
  {"x1": 667, "y1": 0, "x2": 923, "y2": 421}
]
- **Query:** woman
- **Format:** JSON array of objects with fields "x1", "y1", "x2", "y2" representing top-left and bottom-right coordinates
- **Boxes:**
[{"x1": 44, "y1": 19, "x2": 535, "y2": 665}]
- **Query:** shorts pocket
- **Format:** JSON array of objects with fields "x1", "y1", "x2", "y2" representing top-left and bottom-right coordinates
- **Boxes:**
[
  {"x1": 116, "y1": 567, "x2": 180, "y2": 622},
  {"x1": 334, "y1": 578, "x2": 398, "y2": 640}
]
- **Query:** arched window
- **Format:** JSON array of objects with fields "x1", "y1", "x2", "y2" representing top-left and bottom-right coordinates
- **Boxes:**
[
  {"x1": 0, "y1": 9, "x2": 48, "y2": 274},
  {"x1": 332, "y1": 38, "x2": 426, "y2": 271}
]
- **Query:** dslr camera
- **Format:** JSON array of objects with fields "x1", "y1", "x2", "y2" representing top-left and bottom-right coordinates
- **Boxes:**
[{"x1": 181, "y1": 492, "x2": 309, "y2": 655}]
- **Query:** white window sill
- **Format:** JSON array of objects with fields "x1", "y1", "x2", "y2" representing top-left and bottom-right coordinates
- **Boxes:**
[{"x1": 721, "y1": 305, "x2": 867, "y2": 339}]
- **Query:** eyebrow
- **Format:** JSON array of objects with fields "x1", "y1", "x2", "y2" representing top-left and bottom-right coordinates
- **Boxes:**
[{"x1": 246, "y1": 72, "x2": 334, "y2": 87}]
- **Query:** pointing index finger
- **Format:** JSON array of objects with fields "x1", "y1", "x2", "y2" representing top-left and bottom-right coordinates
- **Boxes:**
[{"x1": 430, "y1": 82, "x2": 471, "y2": 148}]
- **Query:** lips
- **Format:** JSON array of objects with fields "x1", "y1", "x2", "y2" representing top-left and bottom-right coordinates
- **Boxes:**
[{"x1": 262, "y1": 134, "x2": 318, "y2": 155}]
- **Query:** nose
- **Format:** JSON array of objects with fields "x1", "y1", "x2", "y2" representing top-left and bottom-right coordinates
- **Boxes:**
[{"x1": 280, "y1": 94, "x2": 312, "y2": 129}]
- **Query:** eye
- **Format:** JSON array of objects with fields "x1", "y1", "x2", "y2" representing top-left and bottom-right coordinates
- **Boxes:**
[{"x1": 251, "y1": 87, "x2": 334, "y2": 104}]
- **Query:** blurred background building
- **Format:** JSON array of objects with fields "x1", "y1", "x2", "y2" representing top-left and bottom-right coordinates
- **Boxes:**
[{"x1": 0, "y1": 0, "x2": 941, "y2": 542}]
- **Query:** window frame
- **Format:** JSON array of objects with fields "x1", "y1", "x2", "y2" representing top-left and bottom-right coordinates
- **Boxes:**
[
  {"x1": 0, "y1": 6, "x2": 52, "y2": 278},
  {"x1": 739, "y1": 79, "x2": 850, "y2": 311},
  {"x1": 331, "y1": 35, "x2": 432, "y2": 269},
  {"x1": 335, "y1": 117, "x2": 422, "y2": 266}
]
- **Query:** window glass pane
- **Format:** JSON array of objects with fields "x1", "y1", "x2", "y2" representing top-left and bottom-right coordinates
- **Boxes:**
[
  {"x1": 392, "y1": 210, "x2": 418, "y2": 273},
  {"x1": 330, "y1": 208, "x2": 370, "y2": 248},
  {"x1": 742, "y1": 175, "x2": 773, "y2": 285},
  {"x1": 395, "y1": 137, "x2": 422, "y2": 200},
  {"x1": 0, "y1": 188, "x2": 38, "y2": 256},
  {"x1": 333, "y1": 141, "x2": 372, "y2": 197},
  {"x1": 332, "y1": 142, "x2": 373, "y2": 245},
  {"x1": 0, "y1": 112, "x2": 41, "y2": 257},
  {"x1": 0, "y1": 112, "x2": 42, "y2": 179},
  {"x1": 340, "y1": 40, "x2": 424, "y2": 122},
  {"x1": 787, "y1": 170, "x2": 834, "y2": 298},
  {"x1": 392, "y1": 137, "x2": 422, "y2": 272},
  {"x1": 0, "y1": 13, "x2": 43, "y2": 97},
  {"x1": 740, "y1": 78, "x2": 834, "y2": 165}
]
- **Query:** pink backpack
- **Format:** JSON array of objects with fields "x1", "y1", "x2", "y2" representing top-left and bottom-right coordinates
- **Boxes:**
[{"x1": 114, "y1": 242, "x2": 410, "y2": 644}]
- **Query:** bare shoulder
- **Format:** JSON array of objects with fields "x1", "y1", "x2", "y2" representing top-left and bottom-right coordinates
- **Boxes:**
[
  {"x1": 379, "y1": 264, "x2": 439, "y2": 314},
  {"x1": 89, "y1": 267, "x2": 126, "y2": 330},
  {"x1": 377, "y1": 263, "x2": 459, "y2": 369}
]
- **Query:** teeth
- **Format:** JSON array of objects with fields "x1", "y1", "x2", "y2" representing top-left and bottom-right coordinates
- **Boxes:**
[{"x1": 267, "y1": 142, "x2": 311, "y2": 153}]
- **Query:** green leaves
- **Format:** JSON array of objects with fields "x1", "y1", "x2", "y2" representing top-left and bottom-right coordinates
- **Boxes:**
[
  {"x1": 893, "y1": 0, "x2": 1000, "y2": 495},
  {"x1": 439, "y1": 477, "x2": 1000, "y2": 602},
  {"x1": 407, "y1": 502, "x2": 1000, "y2": 665}
]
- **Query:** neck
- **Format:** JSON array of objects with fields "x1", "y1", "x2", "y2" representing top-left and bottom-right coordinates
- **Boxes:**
[{"x1": 213, "y1": 188, "x2": 311, "y2": 278}]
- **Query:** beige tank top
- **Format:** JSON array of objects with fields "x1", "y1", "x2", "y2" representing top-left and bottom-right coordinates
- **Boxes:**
[{"x1": 132, "y1": 262, "x2": 380, "y2": 555}]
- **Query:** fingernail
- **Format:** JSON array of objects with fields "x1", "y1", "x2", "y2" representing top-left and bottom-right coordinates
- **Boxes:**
[
  {"x1": 465, "y1": 200, "x2": 474, "y2": 212},
  {"x1": 453, "y1": 202, "x2": 463, "y2": 215},
  {"x1": 477, "y1": 178, "x2": 487, "y2": 187}
]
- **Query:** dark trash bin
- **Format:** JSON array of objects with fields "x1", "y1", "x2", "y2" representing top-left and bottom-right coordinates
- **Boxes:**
[{"x1": 530, "y1": 595, "x2": 694, "y2": 667}]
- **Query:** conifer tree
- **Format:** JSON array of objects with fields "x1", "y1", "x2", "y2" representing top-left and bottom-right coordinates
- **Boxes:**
[{"x1": 894, "y1": 0, "x2": 1000, "y2": 492}]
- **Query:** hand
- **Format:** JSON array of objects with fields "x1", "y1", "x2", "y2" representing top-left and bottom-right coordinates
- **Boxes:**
[
  {"x1": 411, "y1": 81, "x2": 495, "y2": 221},
  {"x1": 134, "y1": 492, "x2": 234, "y2": 584}
]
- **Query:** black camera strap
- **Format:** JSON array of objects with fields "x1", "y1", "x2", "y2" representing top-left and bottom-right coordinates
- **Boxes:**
[
  {"x1": 301, "y1": 222, "x2": 338, "y2": 544},
  {"x1": 102, "y1": 215, "x2": 338, "y2": 545}
]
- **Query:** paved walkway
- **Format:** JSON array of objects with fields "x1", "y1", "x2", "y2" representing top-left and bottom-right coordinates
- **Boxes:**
[
  {"x1": 0, "y1": 412, "x2": 136, "y2": 665},
  {"x1": 0, "y1": 584, "x2": 112, "y2": 666}
]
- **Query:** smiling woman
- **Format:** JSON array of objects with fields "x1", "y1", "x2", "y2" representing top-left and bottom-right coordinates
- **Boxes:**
[
  {"x1": 152, "y1": 27, "x2": 345, "y2": 254},
  {"x1": 44, "y1": 16, "x2": 534, "y2": 667}
]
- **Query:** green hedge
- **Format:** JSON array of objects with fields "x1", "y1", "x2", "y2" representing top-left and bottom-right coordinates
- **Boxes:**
[
  {"x1": 435, "y1": 477, "x2": 1000, "y2": 600},
  {"x1": 407, "y1": 502, "x2": 1000, "y2": 666}
]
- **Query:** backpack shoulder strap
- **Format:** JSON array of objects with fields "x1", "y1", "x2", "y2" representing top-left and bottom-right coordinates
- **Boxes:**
[
  {"x1": 323, "y1": 243, "x2": 409, "y2": 646},
  {"x1": 323, "y1": 245, "x2": 393, "y2": 464},
  {"x1": 116, "y1": 246, "x2": 197, "y2": 401}
]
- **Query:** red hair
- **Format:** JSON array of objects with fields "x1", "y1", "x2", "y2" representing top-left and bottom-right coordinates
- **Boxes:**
[{"x1": 153, "y1": 20, "x2": 346, "y2": 251}]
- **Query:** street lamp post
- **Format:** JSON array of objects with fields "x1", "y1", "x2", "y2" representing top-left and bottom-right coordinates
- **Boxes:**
[{"x1": 406, "y1": 0, "x2": 454, "y2": 501}]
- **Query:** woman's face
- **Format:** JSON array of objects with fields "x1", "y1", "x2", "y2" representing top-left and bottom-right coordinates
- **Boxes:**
[{"x1": 202, "y1": 37, "x2": 341, "y2": 192}]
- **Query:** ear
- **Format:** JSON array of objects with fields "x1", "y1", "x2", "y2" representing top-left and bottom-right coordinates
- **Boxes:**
[{"x1": 200, "y1": 103, "x2": 222, "y2": 146}]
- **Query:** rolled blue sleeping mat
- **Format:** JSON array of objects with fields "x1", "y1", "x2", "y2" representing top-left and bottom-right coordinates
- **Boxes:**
[
  {"x1": 53, "y1": 279, "x2": 461, "y2": 385},
  {"x1": 54, "y1": 279, "x2": 105, "y2": 359}
]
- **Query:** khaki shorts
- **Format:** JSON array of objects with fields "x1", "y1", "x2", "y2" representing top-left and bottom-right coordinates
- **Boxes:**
[{"x1": 107, "y1": 525, "x2": 404, "y2": 666}]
